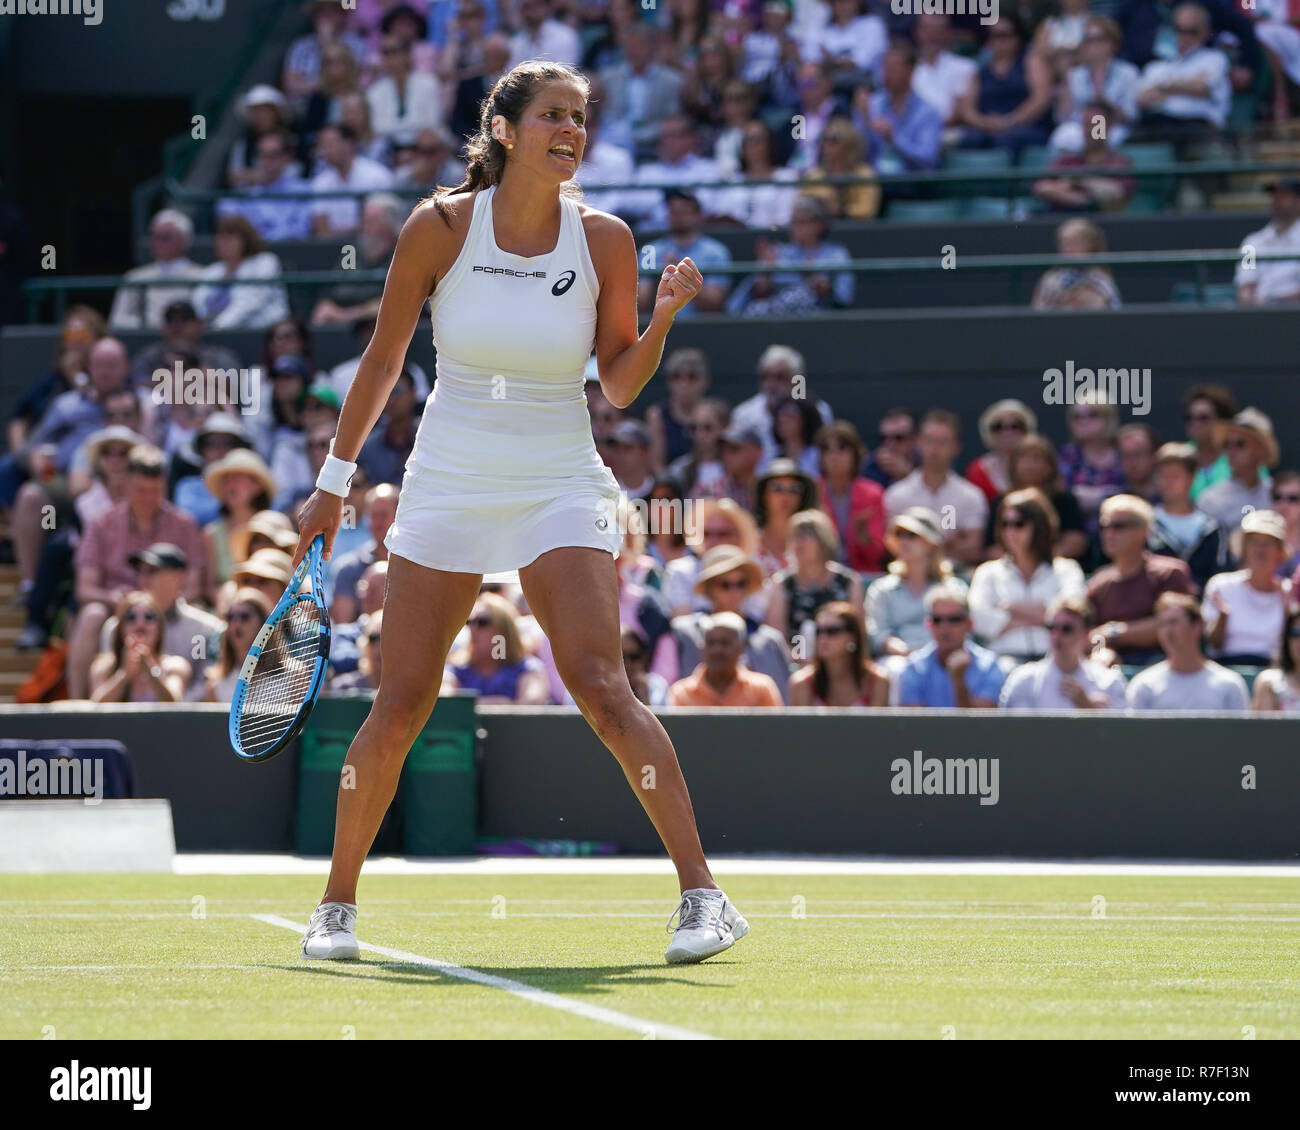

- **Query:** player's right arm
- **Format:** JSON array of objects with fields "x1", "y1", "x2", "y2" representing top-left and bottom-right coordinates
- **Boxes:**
[{"x1": 294, "y1": 196, "x2": 469, "y2": 565}]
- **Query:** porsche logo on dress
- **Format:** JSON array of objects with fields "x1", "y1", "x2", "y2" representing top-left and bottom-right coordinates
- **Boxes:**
[
  {"x1": 551, "y1": 269, "x2": 577, "y2": 296},
  {"x1": 472, "y1": 266, "x2": 547, "y2": 278}
]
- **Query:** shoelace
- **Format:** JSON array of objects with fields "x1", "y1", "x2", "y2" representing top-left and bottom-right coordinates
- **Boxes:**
[
  {"x1": 310, "y1": 904, "x2": 354, "y2": 937},
  {"x1": 666, "y1": 893, "x2": 725, "y2": 940}
]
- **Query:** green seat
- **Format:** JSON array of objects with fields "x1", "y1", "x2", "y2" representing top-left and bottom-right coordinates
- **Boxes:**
[
  {"x1": 1170, "y1": 281, "x2": 1237, "y2": 305},
  {"x1": 1017, "y1": 145, "x2": 1054, "y2": 171},
  {"x1": 885, "y1": 198, "x2": 963, "y2": 222},
  {"x1": 1119, "y1": 141, "x2": 1177, "y2": 211},
  {"x1": 943, "y1": 147, "x2": 1013, "y2": 196},
  {"x1": 962, "y1": 196, "x2": 1014, "y2": 218}
]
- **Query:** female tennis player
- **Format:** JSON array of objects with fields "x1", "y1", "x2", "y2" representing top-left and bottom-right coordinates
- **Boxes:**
[{"x1": 291, "y1": 61, "x2": 748, "y2": 964}]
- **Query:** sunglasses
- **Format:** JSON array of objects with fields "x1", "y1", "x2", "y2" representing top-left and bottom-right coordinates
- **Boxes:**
[
  {"x1": 1001, "y1": 517, "x2": 1029, "y2": 529},
  {"x1": 1274, "y1": 493, "x2": 1300, "y2": 504},
  {"x1": 767, "y1": 482, "x2": 804, "y2": 495},
  {"x1": 101, "y1": 445, "x2": 132, "y2": 458},
  {"x1": 990, "y1": 420, "x2": 1027, "y2": 433},
  {"x1": 1100, "y1": 519, "x2": 1142, "y2": 531},
  {"x1": 895, "y1": 528, "x2": 920, "y2": 541},
  {"x1": 1047, "y1": 621, "x2": 1079, "y2": 635},
  {"x1": 125, "y1": 610, "x2": 158, "y2": 624},
  {"x1": 879, "y1": 431, "x2": 912, "y2": 443},
  {"x1": 228, "y1": 609, "x2": 258, "y2": 623},
  {"x1": 930, "y1": 614, "x2": 967, "y2": 626},
  {"x1": 816, "y1": 623, "x2": 850, "y2": 636},
  {"x1": 712, "y1": 578, "x2": 750, "y2": 591}
]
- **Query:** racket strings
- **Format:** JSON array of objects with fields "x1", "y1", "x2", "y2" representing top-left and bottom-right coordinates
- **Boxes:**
[{"x1": 238, "y1": 596, "x2": 323, "y2": 757}]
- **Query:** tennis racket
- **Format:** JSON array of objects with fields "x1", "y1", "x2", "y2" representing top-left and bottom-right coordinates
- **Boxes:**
[{"x1": 229, "y1": 533, "x2": 332, "y2": 762}]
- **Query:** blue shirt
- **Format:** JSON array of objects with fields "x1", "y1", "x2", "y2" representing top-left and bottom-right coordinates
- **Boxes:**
[
  {"x1": 864, "y1": 91, "x2": 942, "y2": 172},
  {"x1": 28, "y1": 388, "x2": 106, "y2": 471},
  {"x1": 646, "y1": 235, "x2": 732, "y2": 319},
  {"x1": 216, "y1": 173, "x2": 313, "y2": 242},
  {"x1": 898, "y1": 640, "x2": 1006, "y2": 707}
]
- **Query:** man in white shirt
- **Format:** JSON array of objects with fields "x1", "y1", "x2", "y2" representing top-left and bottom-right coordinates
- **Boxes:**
[
  {"x1": 510, "y1": 0, "x2": 579, "y2": 68},
  {"x1": 367, "y1": 34, "x2": 444, "y2": 141},
  {"x1": 1000, "y1": 594, "x2": 1128, "y2": 709},
  {"x1": 912, "y1": 13, "x2": 977, "y2": 125},
  {"x1": 309, "y1": 123, "x2": 396, "y2": 236},
  {"x1": 108, "y1": 210, "x2": 205, "y2": 332},
  {"x1": 1235, "y1": 176, "x2": 1300, "y2": 305},
  {"x1": 1134, "y1": 2, "x2": 1231, "y2": 145},
  {"x1": 1126, "y1": 591, "x2": 1250, "y2": 710},
  {"x1": 1196, "y1": 407, "x2": 1278, "y2": 532},
  {"x1": 729, "y1": 344, "x2": 833, "y2": 467},
  {"x1": 624, "y1": 117, "x2": 722, "y2": 228},
  {"x1": 883, "y1": 409, "x2": 989, "y2": 567}
]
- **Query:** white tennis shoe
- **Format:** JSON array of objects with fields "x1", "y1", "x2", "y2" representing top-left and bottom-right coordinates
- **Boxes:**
[
  {"x1": 301, "y1": 901, "x2": 360, "y2": 960},
  {"x1": 665, "y1": 888, "x2": 749, "y2": 964}
]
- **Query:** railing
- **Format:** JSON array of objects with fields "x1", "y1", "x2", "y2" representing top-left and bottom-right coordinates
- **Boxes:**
[
  {"x1": 23, "y1": 248, "x2": 1294, "y2": 322},
  {"x1": 147, "y1": 158, "x2": 1300, "y2": 230}
]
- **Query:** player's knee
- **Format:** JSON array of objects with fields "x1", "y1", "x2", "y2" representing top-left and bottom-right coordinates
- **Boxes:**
[
  {"x1": 563, "y1": 659, "x2": 629, "y2": 715},
  {"x1": 366, "y1": 688, "x2": 435, "y2": 751}
]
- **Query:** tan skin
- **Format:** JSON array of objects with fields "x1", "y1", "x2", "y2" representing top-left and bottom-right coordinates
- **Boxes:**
[
  {"x1": 1206, "y1": 533, "x2": 1286, "y2": 652},
  {"x1": 1252, "y1": 620, "x2": 1300, "y2": 711},
  {"x1": 789, "y1": 613, "x2": 889, "y2": 708},
  {"x1": 292, "y1": 79, "x2": 718, "y2": 905},
  {"x1": 89, "y1": 602, "x2": 190, "y2": 703}
]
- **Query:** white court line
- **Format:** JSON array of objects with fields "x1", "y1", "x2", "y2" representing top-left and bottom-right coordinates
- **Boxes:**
[
  {"x1": 173, "y1": 854, "x2": 1300, "y2": 877},
  {"x1": 249, "y1": 913, "x2": 718, "y2": 1042}
]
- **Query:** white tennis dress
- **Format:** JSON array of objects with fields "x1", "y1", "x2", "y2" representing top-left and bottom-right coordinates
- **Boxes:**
[{"x1": 384, "y1": 184, "x2": 622, "y2": 574}]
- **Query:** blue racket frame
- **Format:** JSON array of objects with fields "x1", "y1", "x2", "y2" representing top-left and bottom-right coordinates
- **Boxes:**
[{"x1": 229, "y1": 534, "x2": 332, "y2": 762}]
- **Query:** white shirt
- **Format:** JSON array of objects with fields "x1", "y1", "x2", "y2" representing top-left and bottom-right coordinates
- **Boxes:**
[
  {"x1": 626, "y1": 154, "x2": 723, "y2": 227},
  {"x1": 999, "y1": 656, "x2": 1127, "y2": 710},
  {"x1": 574, "y1": 138, "x2": 635, "y2": 216},
  {"x1": 969, "y1": 556, "x2": 1087, "y2": 657},
  {"x1": 108, "y1": 258, "x2": 206, "y2": 331},
  {"x1": 913, "y1": 51, "x2": 978, "y2": 122},
  {"x1": 800, "y1": 15, "x2": 887, "y2": 73},
  {"x1": 731, "y1": 391, "x2": 833, "y2": 466},
  {"x1": 510, "y1": 19, "x2": 580, "y2": 68},
  {"x1": 366, "y1": 72, "x2": 444, "y2": 140},
  {"x1": 1234, "y1": 219, "x2": 1300, "y2": 303},
  {"x1": 1202, "y1": 569, "x2": 1289, "y2": 659},
  {"x1": 190, "y1": 252, "x2": 289, "y2": 330},
  {"x1": 1137, "y1": 46, "x2": 1231, "y2": 126},
  {"x1": 309, "y1": 156, "x2": 396, "y2": 231},
  {"x1": 1127, "y1": 660, "x2": 1250, "y2": 711},
  {"x1": 713, "y1": 169, "x2": 800, "y2": 229},
  {"x1": 883, "y1": 469, "x2": 989, "y2": 533}
]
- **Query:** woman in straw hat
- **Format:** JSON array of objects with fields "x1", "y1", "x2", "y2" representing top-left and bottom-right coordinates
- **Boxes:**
[
  {"x1": 197, "y1": 586, "x2": 275, "y2": 703},
  {"x1": 202, "y1": 449, "x2": 277, "y2": 605},
  {"x1": 864, "y1": 506, "x2": 966, "y2": 664},
  {"x1": 671, "y1": 544, "x2": 792, "y2": 701},
  {"x1": 1204, "y1": 509, "x2": 1291, "y2": 667}
]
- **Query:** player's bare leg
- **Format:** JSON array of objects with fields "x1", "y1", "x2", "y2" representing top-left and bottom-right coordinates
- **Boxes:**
[
  {"x1": 302, "y1": 555, "x2": 480, "y2": 958},
  {"x1": 519, "y1": 546, "x2": 748, "y2": 962}
]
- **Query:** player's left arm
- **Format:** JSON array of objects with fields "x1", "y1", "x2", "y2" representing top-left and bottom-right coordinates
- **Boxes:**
[{"x1": 585, "y1": 209, "x2": 703, "y2": 410}]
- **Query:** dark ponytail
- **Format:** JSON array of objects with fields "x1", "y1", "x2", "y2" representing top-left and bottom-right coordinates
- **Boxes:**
[{"x1": 432, "y1": 61, "x2": 591, "y2": 224}]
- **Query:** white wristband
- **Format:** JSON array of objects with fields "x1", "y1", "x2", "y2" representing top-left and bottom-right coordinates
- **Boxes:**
[{"x1": 316, "y1": 441, "x2": 356, "y2": 498}]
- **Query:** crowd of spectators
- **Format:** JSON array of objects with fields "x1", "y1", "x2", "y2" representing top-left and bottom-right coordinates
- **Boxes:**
[{"x1": 5, "y1": 301, "x2": 1298, "y2": 715}]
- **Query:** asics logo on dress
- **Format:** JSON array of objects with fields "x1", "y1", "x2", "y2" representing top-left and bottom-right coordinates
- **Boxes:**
[
  {"x1": 551, "y1": 270, "x2": 577, "y2": 296},
  {"x1": 472, "y1": 266, "x2": 547, "y2": 278}
]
